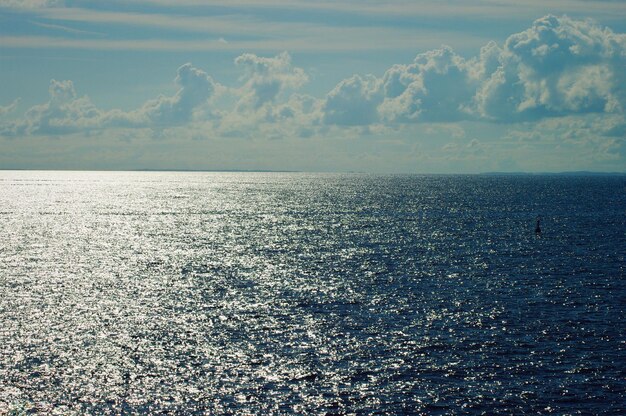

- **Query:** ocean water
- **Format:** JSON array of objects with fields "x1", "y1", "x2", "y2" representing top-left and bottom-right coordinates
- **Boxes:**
[{"x1": 0, "y1": 171, "x2": 624, "y2": 415}]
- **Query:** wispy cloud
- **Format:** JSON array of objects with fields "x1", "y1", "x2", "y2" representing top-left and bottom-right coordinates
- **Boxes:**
[
  {"x1": 38, "y1": 6, "x2": 491, "y2": 43},
  {"x1": 0, "y1": 30, "x2": 487, "y2": 52},
  {"x1": 9, "y1": 1, "x2": 622, "y2": 57},
  {"x1": 29, "y1": 20, "x2": 106, "y2": 36},
  {"x1": 0, "y1": 98, "x2": 20, "y2": 116},
  {"x1": 119, "y1": 0, "x2": 626, "y2": 19},
  {"x1": 0, "y1": 0, "x2": 62, "y2": 9}
]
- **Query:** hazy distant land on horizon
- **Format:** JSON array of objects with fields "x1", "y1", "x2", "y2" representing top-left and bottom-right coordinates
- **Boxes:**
[
  {"x1": 1, "y1": 170, "x2": 624, "y2": 413},
  {"x1": 2, "y1": 168, "x2": 625, "y2": 175}
]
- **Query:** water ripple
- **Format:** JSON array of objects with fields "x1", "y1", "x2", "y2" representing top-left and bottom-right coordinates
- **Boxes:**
[{"x1": 1, "y1": 172, "x2": 624, "y2": 414}]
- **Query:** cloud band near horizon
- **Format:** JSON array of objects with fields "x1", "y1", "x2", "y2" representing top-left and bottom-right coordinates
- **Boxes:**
[{"x1": 2, "y1": 15, "x2": 624, "y2": 141}]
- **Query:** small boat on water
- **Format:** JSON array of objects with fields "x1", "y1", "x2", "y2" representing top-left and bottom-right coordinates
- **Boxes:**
[{"x1": 535, "y1": 216, "x2": 542, "y2": 235}]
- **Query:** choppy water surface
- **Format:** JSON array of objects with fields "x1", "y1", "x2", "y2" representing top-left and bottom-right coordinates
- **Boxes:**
[{"x1": 1, "y1": 171, "x2": 624, "y2": 414}]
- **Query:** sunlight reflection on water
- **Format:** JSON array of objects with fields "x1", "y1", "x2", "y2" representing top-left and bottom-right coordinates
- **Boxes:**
[{"x1": 0, "y1": 171, "x2": 624, "y2": 414}]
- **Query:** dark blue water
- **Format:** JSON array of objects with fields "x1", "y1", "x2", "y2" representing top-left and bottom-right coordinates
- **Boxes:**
[{"x1": 1, "y1": 172, "x2": 624, "y2": 414}]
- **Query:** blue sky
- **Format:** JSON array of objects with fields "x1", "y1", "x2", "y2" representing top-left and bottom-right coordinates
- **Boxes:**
[{"x1": 1, "y1": 0, "x2": 625, "y2": 172}]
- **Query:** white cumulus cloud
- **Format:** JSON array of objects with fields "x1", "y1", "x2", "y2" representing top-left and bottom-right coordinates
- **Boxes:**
[
  {"x1": 379, "y1": 46, "x2": 475, "y2": 122},
  {"x1": 2, "y1": 80, "x2": 104, "y2": 136},
  {"x1": 2, "y1": 16, "x2": 625, "y2": 142},
  {"x1": 0, "y1": 99, "x2": 20, "y2": 116},
  {"x1": 322, "y1": 74, "x2": 382, "y2": 126},
  {"x1": 320, "y1": 14, "x2": 626, "y2": 125},
  {"x1": 132, "y1": 63, "x2": 218, "y2": 125},
  {"x1": 1, "y1": 63, "x2": 219, "y2": 136},
  {"x1": 474, "y1": 15, "x2": 625, "y2": 120},
  {"x1": 234, "y1": 51, "x2": 308, "y2": 111}
]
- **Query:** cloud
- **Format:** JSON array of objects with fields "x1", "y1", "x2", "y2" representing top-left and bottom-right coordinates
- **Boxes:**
[
  {"x1": 234, "y1": 52, "x2": 308, "y2": 110},
  {"x1": 216, "y1": 92, "x2": 321, "y2": 140},
  {"x1": 319, "y1": 44, "x2": 491, "y2": 126},
  {"x1": 319, "y1": 45, "x2": 477, "y2": 125},
  {"x1": 29, "y1": 20, "x2": 106, "y2": 37},
  {"x1": 0, "y1": 99, "x2": 20, "y2": 116},
  {"x1": 0, "y1": 0, "x2": 62, "y2": 8},
  {"x1": 603, "y1": 117, "x2": 626, "y2": 138},
  {"x1": 322, "y1": 74, "x2": 381, "y2": 126},
  {"x1": 1, "y1": 63, "x2": 218, "y2": 136},
  {"x1": 13, "y1": 6, "x2": 489, "y2": 53},
  {"x1": 503, "y1": 114, "x2": 625, "y2": 166},
  {"x1": 133, "y1": 63, "x2": 217, "y2": 125},
  {"x1": 442, "y1": 138, "x2": 487, "y2": 161},
  {"x1": 63, "y1": 0, "x2": 626, "y2": 21},
  {"x1": 210, "y1": 52, "x2": 318, "y2": 138},
  {"x1": 379, "y1": 46, "x2": 476, "y2": 122},
  {"x1": 474, "y1": 15, "x2": 626, "y2": 121},
  {"x1": 2, "y1": 16, "x2": 625, "y2": 140},
  {"x1": 1, "y1": 80, "x2": 104, "y2": 136},
  {"x1": 320, "y1": 14, "x2": 626, "y2": 125},
  {"x1": 0, "y1": 55, "x2": 313, "y2": 138}
]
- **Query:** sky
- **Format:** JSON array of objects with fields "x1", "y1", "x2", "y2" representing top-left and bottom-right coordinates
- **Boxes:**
[{"x1": 1, "y1": 0, "x2": 625, "y2": 173}]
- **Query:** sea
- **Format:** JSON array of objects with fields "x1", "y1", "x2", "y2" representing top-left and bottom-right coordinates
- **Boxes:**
[{"x1": 0, "y1": 171, "x2": 624, "y2": 415}]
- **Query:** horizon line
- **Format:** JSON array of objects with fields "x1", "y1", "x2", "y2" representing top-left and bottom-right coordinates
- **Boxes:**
[{"x1": 1, "y1": 168, "x2": 625, "y2": 176}]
